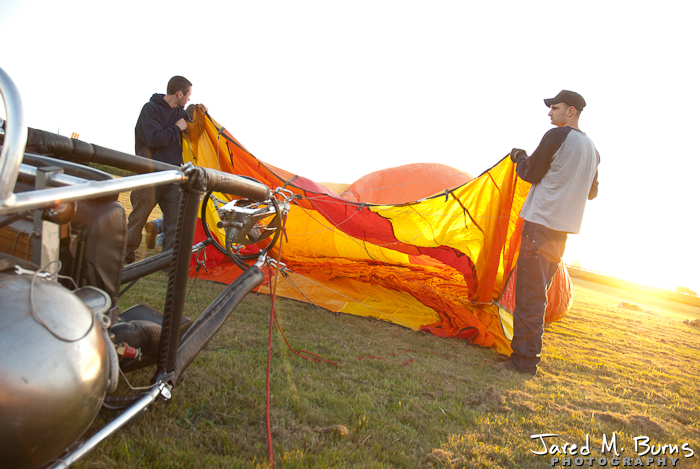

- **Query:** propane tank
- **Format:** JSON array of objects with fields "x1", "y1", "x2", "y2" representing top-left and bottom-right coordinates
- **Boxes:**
[{"x1": 0, "y1": 271, "x2": 109, "y2": 468}]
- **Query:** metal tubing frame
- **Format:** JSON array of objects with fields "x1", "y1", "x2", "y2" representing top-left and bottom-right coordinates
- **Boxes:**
[
  {"x1": 46, "y1": 384, "x2": 165, "y2": 469},
  {"x1": 0, "y1": 169, "x2": 185, "y2": 216},
  {"x1": 174, "y1": 264, "x2": 266, "y2": 382},
  {"x1": 21, "y1": 153, "x2": 114, "y2": 182},
  {"x1": 120, "y1": 239, "x2": 213, "y2": 285},
  {"x1": 50, "y1": 265, "x2": 264, "y2": 466},
  {"x1": 0, "y1": 67, "x2": 27, "y2": 203},
  {"x1": 18, "y1": 163, "x2": 111, "y2": 187},
  {"x1": 154, "y1": 171, "x2": 205, "y2": 383},
  {"x1": 0, "y1": 65, "x2": 275, "y2": 468}
]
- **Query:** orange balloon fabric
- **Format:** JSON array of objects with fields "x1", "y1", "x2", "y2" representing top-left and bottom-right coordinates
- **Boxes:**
[{"x1": 182, "y1": 109, "x2": 573, "y2": 354}]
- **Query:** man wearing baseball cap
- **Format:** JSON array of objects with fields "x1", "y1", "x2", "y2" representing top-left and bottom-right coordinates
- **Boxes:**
[{"x1": 505, "y1": 90, "x2": 600, "y2": 376}]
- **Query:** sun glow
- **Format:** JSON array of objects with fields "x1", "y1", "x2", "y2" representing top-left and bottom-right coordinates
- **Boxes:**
[{"x1": 564, "y1": 235, "x2": 697, "y2": 295}]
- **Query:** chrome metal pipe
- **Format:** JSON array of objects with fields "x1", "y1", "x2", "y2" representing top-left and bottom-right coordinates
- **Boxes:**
[
  {"x1": 46, "y1": 384, "x2": 164, "y2": 469},
  {"x1": 18, "y1": 163, "x2": 98, "y2": 187},
  {"x1": 0, "y1": 67, "x2": 28, "y2": 204},
  {"x1": 0, "y1": 170, "x2": 185, "y2": 215}
]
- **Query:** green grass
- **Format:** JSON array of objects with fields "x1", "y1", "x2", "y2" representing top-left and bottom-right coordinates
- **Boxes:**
[{"x1": 74, "y1": 271, "x2": 700, "y2": 468}]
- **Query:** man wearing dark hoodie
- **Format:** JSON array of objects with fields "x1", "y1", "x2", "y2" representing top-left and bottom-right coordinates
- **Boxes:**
[{"x1": 124, "y1": 76, "x2": 206, "y2": 264}]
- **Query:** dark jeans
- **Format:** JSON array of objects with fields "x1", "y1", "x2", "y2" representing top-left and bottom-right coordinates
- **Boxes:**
[
  {"x1": 511, "y1": 221, "x2": 567, "y2": 374},
  {"x1": 125, "y1": 184, "x2": 180, "y2": 262}
]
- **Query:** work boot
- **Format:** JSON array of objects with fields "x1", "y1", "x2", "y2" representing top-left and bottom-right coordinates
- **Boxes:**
[
  {"x1": 503, "y1": 360, "x2": 537, "y2": 376},
  {"x1": 144, "y1": 221, "x2": 157, "y2": 249}
]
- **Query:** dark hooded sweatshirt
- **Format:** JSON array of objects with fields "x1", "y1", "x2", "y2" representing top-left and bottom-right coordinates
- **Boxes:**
[{"x1": 134, "y1": 93, "x2": 190, "y2": 166}]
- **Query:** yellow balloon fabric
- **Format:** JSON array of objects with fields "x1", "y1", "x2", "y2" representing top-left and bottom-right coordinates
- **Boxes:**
[{"x1": 182, "y1": 108, "x2": 571, "y2": 354}]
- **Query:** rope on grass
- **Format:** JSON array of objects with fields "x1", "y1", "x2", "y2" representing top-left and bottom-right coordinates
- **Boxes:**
[{"x1": 263, "y1": 210, "x2": 339, "y2": 467}]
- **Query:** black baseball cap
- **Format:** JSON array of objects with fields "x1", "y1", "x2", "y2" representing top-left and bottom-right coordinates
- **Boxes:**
[{"x1": 544, "y1": 90, "x2": 586, "y2": 111}]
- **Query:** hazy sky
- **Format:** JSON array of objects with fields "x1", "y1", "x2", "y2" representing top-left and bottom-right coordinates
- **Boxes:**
[{"x1": 1, "y1": 0, "x2": 698, "y2": 292}]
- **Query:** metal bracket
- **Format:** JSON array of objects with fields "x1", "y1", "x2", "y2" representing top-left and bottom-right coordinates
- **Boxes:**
[
  {"x1": 31, "y1": 166, "x2": 63, "y2": 272},
  {"x1": 158, "y1": 382, "x2": 173, "y2": 400}
]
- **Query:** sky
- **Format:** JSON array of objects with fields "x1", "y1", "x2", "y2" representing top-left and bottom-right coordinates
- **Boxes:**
[{"x1": 1, "y1": 0, "x2": 698, "y2": 293}]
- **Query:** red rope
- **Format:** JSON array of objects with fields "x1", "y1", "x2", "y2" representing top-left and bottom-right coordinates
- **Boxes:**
[
  {"x1": 263, "y1": 210, "x2": 429, "y2": 467},
  {"x1": 272, "y1": 310, "x2": 338, "y2": 366},
  {"x1": 265, "y1": 279, "x2": 275, "y2": 469},
  {"x1": 264, "y1": 210, "x2": 340, "y2": 469},
  {"x1": 264, "y1": 211, "x2": 289, "y2": 469}
]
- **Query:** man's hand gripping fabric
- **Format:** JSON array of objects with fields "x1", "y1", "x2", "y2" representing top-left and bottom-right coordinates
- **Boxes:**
[{"x1": 510, "y1": 148, "x2": 527, "y2": 163}]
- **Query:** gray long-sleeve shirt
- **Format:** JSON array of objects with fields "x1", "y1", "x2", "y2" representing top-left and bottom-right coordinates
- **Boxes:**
[{"x1": 514, "y1": 126, "x2": 600, "y2": 234}]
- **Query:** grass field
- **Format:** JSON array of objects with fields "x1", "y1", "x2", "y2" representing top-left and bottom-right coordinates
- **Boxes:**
[{"x1": 75, "y1": 272, "x2": 700, "y2": 469}]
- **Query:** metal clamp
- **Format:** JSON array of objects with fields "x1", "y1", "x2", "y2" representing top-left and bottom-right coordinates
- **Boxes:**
[
  {"x1": 158, "y1": 382, "x2": 173, "y2": 400},
  {"x1": 265, "y1": 257, "x2": 287, "y2": 272}
]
